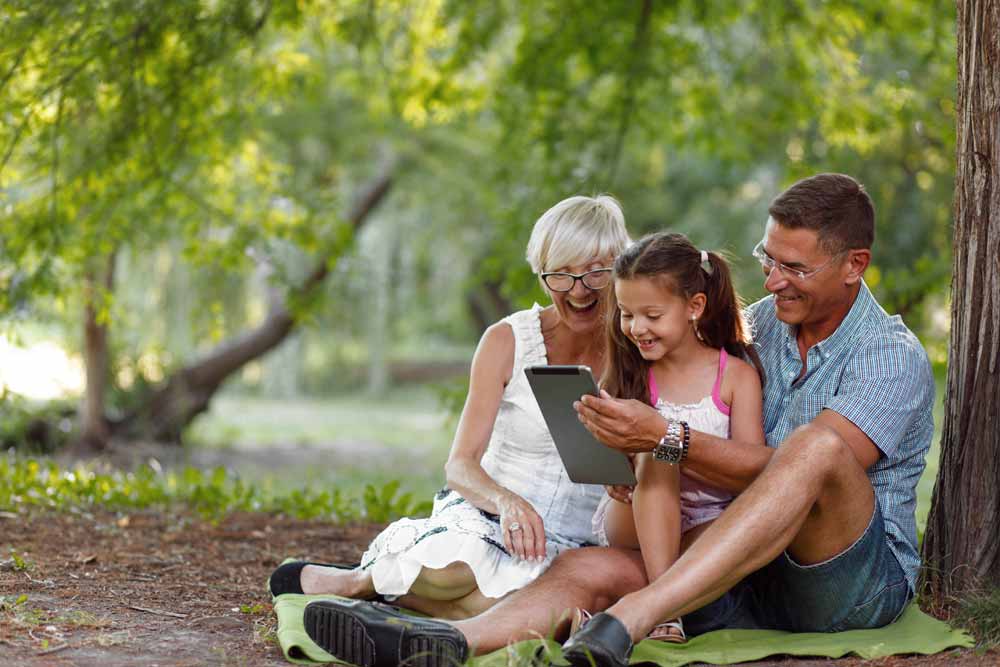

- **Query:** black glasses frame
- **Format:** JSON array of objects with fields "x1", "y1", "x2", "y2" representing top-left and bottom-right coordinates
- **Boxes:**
[{"x1": 540, "y1": 268, "x2": 613, "y2": 292}]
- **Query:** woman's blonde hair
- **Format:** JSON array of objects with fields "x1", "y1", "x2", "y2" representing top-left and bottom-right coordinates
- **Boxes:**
[{"x1": 525, "y1": 195, "x2": 630, "y2": 274}]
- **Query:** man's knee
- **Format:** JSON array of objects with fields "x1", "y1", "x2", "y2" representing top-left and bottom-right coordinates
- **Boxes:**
[
  {"x1": 548, "y1": 547, "x2": 646, "y2": 607},
  {"x1": 779, "y1": 423, "x2": 857, "y2": 479},
  {"x1": 777, "y1": 422, "x2": 874, "y2": 517}
]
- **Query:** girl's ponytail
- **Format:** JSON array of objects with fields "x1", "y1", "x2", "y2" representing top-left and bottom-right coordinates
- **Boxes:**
[{"x1": 699, "y1": 251, "x2": 765, "y2": 385}]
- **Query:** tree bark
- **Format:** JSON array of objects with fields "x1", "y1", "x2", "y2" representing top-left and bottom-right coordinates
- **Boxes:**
[
  {"x1": 920, "y1": 0, "x2": 1000, "y2": 599},
  {"x1": 73, "y1": 250, "x2": 118, "y2": 453},
  {"x1": 112, "y1": 166, "x2": 395, "y2": 444}
]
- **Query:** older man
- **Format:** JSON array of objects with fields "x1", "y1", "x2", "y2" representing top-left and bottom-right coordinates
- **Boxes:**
[{"x1": 300, "y1": 174, "x2": 934, "y2": 667}]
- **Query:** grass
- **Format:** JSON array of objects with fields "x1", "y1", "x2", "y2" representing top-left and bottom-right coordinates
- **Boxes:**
[
  {"x1": 952, "y1": 588, "x2": 1000, "y2": 649},
  {"x1": 0, "y1": 454, "x2": 431, "y2": 523},
  {"x1": 187, "y1": 386, "x2": 453, "y2": 450}
]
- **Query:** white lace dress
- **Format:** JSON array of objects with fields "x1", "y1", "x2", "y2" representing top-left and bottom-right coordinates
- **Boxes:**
[{"x1": 359, "y1": 305, "x2": 605, "y2": 599}]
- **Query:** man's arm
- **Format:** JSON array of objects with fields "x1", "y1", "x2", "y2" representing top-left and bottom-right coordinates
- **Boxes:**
[
  {"x1": 576, "y1": 392, "x2": 773, "y2": 493},
  {"x1": 577, "y1": 393, "x2": 883, "y2": 494}
]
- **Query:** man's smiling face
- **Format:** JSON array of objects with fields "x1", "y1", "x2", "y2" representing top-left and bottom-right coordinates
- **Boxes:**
[{"x1": 759, "y1": 220, "x2": 850, "y2": 329}]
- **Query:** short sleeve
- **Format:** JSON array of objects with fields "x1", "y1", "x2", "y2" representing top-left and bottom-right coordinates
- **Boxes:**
[{"x1": 825, "y1": 331, "x2": 934, "y2": 458}]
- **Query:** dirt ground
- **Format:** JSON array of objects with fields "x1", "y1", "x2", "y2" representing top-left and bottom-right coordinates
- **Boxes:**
[{"x1": 1, "y1": 509, "x2": 994, "y2": 667}]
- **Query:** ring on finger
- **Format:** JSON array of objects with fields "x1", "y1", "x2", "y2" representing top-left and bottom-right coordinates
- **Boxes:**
[{"x1": 508, "y1": 521, "x2": 522, "y2": 532}]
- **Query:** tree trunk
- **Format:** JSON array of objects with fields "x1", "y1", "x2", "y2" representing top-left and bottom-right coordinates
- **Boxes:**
[
  {"x1": 73, "y1": 251, "x2": 118, "y2": 454},
  {"x1": 112, "y1": 166, "x2": 395, "y2": 444},
  {"x1": 920, "y1": 0, "x2": 1000, "y2": 599}
]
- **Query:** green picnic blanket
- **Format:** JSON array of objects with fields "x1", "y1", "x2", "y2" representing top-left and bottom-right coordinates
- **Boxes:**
[{"x1": 272, "y1": 594, "x2": 973, "y2": 666}]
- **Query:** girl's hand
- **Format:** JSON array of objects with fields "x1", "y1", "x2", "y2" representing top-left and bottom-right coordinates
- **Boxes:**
[
  {"x1": 606, "y1": 484, "x2": 634, "y2": 504},
  {"x1": 606, "y1": 452, "x2": 636, "y2": 503},
  {"x1": 496, "y1": 492, "x2": 547, "y2": 562}
]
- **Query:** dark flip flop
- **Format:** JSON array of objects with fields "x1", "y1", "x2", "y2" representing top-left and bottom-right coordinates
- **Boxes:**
[
  {"x1": 304, "y1": 597, "x2": 468, "y2": 667},
  {"x1": 268, "y1": 560, "x2": 360, "y2": 598}
]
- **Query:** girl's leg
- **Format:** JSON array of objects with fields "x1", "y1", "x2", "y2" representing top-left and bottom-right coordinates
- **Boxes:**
[
  {"x1": 632, "y1": 452, "x2": 685, "y2": 642},
  {"x1": 603, "y1": 498, "x2": 641, "y2": 551},
  {"x1": 632, "y1": 452, "x2": 682, "y2": 581}
]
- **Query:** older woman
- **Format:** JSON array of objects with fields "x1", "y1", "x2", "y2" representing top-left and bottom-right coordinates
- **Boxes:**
[{"x1": 269, "y1": 195, "x2": 630, "y2": 619}]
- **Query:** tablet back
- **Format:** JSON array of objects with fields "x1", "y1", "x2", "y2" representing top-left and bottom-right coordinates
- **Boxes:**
[{"x1": 525, "y1": 365, "x2": 637, "y2": 486}]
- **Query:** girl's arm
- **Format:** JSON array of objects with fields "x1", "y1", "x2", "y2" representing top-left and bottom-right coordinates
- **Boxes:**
[
  {"x1": 443, "y1": 321, "x2": 548, "y2": 561},
  {"x1": 681, "y1": 357, "x2": 771, "y2": 493}
]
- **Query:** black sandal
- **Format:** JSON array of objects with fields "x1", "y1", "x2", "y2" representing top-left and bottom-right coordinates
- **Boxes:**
[
  {"x1": 268, "y1": 560, "x2": 359, "y2": 598},
  {"x1": 304, "y1": 597, "x2": 468, "y2": 667}
]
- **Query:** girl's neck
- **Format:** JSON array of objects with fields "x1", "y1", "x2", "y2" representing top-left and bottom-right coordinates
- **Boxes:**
[{"x1": 651, "y1": 339, "x2": 717, "y2": 376}]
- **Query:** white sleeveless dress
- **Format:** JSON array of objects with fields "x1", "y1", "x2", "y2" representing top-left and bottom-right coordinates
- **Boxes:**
[{"x1": 359, "y1": 305, "x2": 605, "y2": 599}]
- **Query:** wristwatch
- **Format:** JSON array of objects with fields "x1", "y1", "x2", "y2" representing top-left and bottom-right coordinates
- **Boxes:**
[{"x1": 653, "y1": 418, "x2": 690, "y2": 465}]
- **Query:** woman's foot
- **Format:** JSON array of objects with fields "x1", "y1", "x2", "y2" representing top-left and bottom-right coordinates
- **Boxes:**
[
  {"x1": 268, "y1": 561, "x2": 376, "y2": 598},
  {"x1": 647, "y1": 617, "x2": 686, "y2": 643}
]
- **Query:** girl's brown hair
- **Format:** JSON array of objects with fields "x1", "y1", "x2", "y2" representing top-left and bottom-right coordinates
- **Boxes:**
[{"x1": 602, "y1": 232, "x2": 764, "y2": 404}]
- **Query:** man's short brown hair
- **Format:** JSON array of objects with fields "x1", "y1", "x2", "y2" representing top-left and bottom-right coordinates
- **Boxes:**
[{"x1": 768, "y1": 173, "x2": 875, "y2": 253}]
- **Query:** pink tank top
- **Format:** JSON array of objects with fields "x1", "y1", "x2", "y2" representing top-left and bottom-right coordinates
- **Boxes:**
[{"x1": 648, "y1": 349, "x2": 734, "y2": 532}]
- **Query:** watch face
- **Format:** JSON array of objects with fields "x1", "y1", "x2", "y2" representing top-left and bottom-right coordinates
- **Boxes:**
[{"x1": 654, "y1": 445, "x2": 682, "y2": 464}]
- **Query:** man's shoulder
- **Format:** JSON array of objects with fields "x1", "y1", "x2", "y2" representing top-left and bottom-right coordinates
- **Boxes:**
[
  {"x1": 840, "y1": 300, "x2": 934, "y2": 396},
  {"x1": 852, "y1": 297, "x2": 929, "y2": 364}
]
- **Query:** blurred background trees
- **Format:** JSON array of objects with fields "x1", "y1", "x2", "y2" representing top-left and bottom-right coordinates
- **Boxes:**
[{"x1": 1, "y1": 0, "x2": 955, "y2": 453}]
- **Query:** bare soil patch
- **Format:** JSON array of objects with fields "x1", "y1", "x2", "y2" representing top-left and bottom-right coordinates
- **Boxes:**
[{"x1": 1, "y1": 509, "x2": 993, "y2": 666}]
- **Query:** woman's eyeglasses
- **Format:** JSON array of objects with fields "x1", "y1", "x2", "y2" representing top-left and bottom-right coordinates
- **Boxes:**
[{"x1": 540, "y1": 268, "x2": 613, "y2": 292}]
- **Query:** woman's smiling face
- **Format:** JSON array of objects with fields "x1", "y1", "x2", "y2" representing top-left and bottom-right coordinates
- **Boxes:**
[{"x1": 546, "y1": 257, "x2": 615, "y2": 334}]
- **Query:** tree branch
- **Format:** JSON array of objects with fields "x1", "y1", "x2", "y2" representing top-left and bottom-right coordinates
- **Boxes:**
[{"x1": 606, "y1": 0, "x2": 653, "y2": 186}]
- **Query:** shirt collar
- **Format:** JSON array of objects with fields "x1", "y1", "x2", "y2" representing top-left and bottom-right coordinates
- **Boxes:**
[{"x1": 779, "y1": 281, "x2": 876, "y2": 361}]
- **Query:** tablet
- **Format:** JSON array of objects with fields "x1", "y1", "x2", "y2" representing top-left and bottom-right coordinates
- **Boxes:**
[{"x1": 524, "y1": 365, "x2": 637, "y2": 486}]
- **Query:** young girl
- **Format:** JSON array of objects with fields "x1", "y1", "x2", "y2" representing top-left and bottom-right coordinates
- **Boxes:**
[{"x1": 593, "y1": 231, "x2": 766, "y2": 643}]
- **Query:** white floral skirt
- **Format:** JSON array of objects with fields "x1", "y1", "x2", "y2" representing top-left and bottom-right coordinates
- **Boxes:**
[{"x1": 360, "y1": 488, "x2": 586, "y2": 599}]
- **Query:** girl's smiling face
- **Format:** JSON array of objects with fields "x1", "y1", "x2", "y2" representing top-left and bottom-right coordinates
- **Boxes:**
[{"x1": 616, "y1": 276, "x2": 705, "y2": 361}]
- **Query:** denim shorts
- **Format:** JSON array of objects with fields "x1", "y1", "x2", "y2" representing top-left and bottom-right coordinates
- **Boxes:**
[{"x1": 685, "y1": 501, "x2": 913, "y2": 635}]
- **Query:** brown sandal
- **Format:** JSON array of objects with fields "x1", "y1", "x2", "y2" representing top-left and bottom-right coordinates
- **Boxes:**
[{"x1": 647, "y1": 617, "x2": 686, "y2": 643}]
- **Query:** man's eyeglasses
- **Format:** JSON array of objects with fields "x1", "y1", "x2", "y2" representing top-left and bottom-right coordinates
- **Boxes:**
[
  {"x1": 540, "y1": 268, "x2": 613, "y2": 292},
  {"x1": 752, "y1": 241, "x2": 844, "y2": 281}
]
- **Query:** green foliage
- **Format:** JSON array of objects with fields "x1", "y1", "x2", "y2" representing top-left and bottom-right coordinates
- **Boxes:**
[
  {"x1": 362, "y1": 480, "x2": 432, "y2": 524},
  {"x1": 952, "y1": 588, "x2": 1000, "y2": 649},
  {"x1": 0, "y1": 453, "x2": 431, "y2": 523},
  {"x1": 0, "y1": 0, "x2": 956, "y2": 438},
  {"x1": 239, "y1": 602, "x2": 267, "y2": 615},
  {"x1": 0, "y1": 393, "x2": 76, "y2": 454},
  {"x1": 6, "y1": 550, "x2": 32, "y2": 572}
]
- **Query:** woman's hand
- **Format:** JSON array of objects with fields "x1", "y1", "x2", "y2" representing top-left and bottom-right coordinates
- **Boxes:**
[{"x1": 496, "y1": 492, "x2": 547, "y2": 562}]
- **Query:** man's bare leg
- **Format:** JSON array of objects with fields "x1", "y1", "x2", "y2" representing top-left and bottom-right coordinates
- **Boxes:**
[
  {"x1": 448, "y1": 546, "x2": 647, "y2": 654},
  {"x1": 600, "y1": 423, "x2": 876, "y2": 640}
]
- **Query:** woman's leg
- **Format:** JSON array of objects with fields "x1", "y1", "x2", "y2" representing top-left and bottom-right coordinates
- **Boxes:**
[
  {"x1": 398, "y1": 586, "x2": 499, "y2": 621},
  {"x1": 300, "y1": 565, "x2": 376, "y2": 597},
  {"x1": 302, "y1": 560, "x2": 484, "y2": 612}
]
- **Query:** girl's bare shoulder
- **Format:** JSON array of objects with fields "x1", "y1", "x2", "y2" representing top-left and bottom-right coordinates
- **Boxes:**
[{"x1": 722, "y1": 354, "x2": 762, "y2": 396}]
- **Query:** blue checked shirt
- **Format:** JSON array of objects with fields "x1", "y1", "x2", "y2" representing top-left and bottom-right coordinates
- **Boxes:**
[{"x1": 745, "y1": 281, "x2": 934, "y2": 593}]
